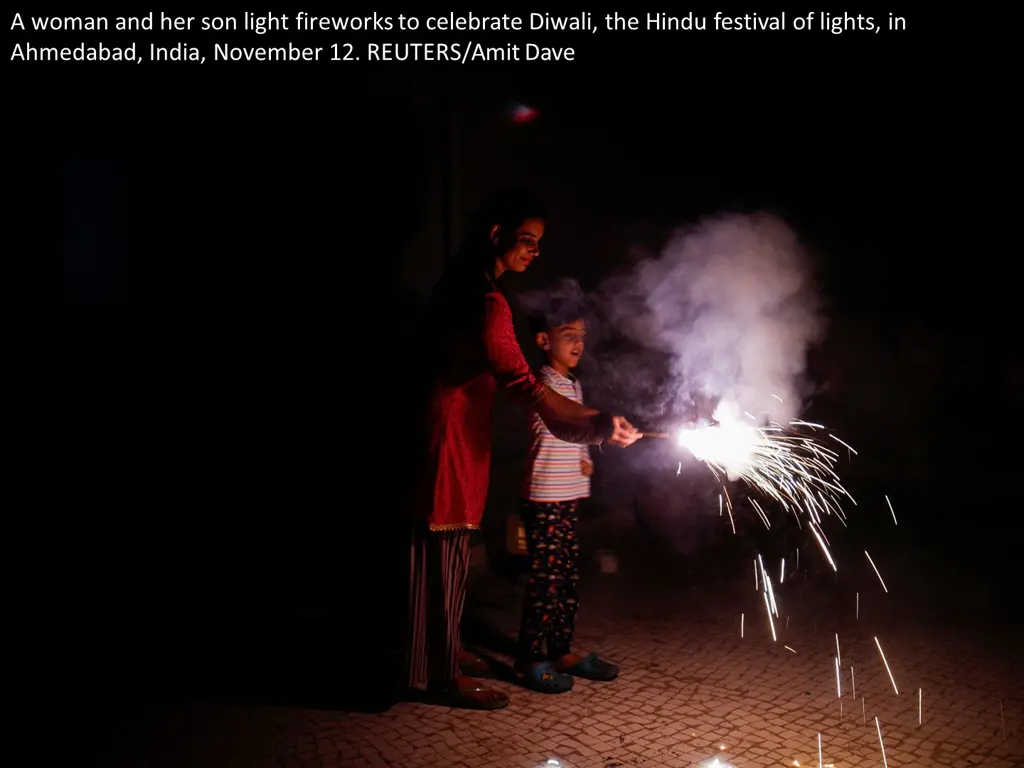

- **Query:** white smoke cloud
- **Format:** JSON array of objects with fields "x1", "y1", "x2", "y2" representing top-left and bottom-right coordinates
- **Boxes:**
[{"x1": 594, "y1": 211, "x2": 826, "y2": 426}]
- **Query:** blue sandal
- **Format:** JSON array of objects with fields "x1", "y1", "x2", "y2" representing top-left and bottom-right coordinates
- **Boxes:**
[
  {"x1": 561, "y1": 652, "x2": 619, "y2": 681},
  {"x1": 515, "y1": 661, "x2": 574, "y2": 694}
]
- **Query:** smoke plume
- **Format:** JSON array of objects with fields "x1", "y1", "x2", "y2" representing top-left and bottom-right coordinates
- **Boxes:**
[
  {"x1": 589, "y1": 211, "x2": 826, "y2": 429},
  {"x1": 513, "y1": 212, "x2": 826, "y2": 554}
]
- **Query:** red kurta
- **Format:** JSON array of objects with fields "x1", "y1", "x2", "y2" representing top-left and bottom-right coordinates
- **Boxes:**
[{"x1": 417, "y1": 268, "x2": 548, "y2": 531}]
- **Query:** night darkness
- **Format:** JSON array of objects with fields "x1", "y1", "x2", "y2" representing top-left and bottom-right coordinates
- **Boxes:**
[{"x1": 45, "y1": 69, "x2": 1022, "y2": 764}]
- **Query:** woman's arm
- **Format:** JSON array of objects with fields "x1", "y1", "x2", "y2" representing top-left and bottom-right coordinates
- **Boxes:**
[{"x1": 532, "y1": 388, "x2": 611, "y2": 444}]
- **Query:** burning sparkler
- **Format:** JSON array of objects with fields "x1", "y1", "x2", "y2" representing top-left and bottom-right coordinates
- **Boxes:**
[
  {"x1": 648, "y1": 398, "x2": 914, "y2": 760},
  {"x1": 651, "y1": 400, "x2": 855, "y2": 570}
]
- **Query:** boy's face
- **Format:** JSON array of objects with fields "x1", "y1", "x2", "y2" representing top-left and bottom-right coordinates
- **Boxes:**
[{"x1": 538, "y1": 319, "x2": 586, "y2": 371}]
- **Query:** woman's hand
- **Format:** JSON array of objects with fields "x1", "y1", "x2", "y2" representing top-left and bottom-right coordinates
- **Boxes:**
[{"x1": 605, "y1": 415, "x2": 641, "y2": 447}]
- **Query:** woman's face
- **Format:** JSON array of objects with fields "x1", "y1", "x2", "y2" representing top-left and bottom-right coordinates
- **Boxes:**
[{"x1": 492, "y1": 217, "x2": 544, "y2": 274}]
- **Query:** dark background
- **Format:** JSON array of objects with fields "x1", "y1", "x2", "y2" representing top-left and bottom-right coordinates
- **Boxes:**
[{"x1": 47, "y1": 73, "x2": 1020, "y2": 741}]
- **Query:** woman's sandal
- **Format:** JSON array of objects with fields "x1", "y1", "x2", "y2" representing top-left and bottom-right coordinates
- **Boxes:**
[
  {"x1": 559, "y1": 652, "x2": 619, "y2": 681},
  {"x1": 514, "y1": 661, "x2": 575, "y2": 694},
  {"x1": 458, "y1": 651, "x2": 497, "y2": 679},
  {"x1": 430, "y1": 677, "x2": 510, "y2": 710}
]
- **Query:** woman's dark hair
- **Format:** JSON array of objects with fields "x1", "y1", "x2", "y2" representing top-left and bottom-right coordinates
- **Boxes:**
[
  {"x1": 476, "y1": 187, "x2": 547, "y2": 236},
  {"x1": 453, "y1": 188, "x2": 547, "y2": 276}
]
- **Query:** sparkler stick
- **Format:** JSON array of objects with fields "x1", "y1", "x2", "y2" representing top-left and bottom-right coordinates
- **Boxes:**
[
  {"x1": 835, "y1": 633, "x2": 841, "y2": 666},
  {"x1": 840, "y1": 700, "x2": 843, "y2": 725},
  {"x1": 817, "y1": 732, "x2": 822, "y2": 767},
  {"x1": 851, "y1": 666, "x2": 856, "y2": 699},
  {"x1": 642, "y1": 432, "x2": 671, "y2": 439},
  {"x1": 861, "y1": 696, "x2": 866, "y2": 725},
  {"x1": 856, "y1": 592, "x2": 859, "y2": 620},
  {"x1": 740, "y1": 613, "x2": 744, "y2": 638},
  {"x1": 834, "y1": 657, "x2": 841, "y2": 698},
  {"x1": 918, "y1": 688, "x2": 922, "y2": 726}
]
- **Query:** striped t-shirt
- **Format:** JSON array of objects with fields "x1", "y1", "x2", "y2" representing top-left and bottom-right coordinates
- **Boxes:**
[{"x1": 522, "y1": 366, "x2": 592, "y2": 502}]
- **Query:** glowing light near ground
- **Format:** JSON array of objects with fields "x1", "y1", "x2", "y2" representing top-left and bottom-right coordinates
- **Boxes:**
[{"x1": 696, "y1": 757, "x2": 735, "y2": 768}]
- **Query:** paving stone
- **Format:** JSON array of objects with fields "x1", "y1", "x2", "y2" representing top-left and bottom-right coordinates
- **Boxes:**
[{"x1": 118, "y1": 548, "x2": 1024, "y2": 768}]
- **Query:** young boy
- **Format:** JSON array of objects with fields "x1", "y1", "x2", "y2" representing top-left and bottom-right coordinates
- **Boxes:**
[{"x1": 514, "y1": 298, "x2": 620, "y2": 693}]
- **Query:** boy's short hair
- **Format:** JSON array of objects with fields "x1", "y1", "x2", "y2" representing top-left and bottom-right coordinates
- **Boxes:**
[{"x1": 523, "y1": 278, "x2": 589, "y2": 337}]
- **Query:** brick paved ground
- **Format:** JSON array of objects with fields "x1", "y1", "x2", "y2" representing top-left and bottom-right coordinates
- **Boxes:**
[{"x1": 105, "y1": 535, "x2": 1024, "y2": 768}]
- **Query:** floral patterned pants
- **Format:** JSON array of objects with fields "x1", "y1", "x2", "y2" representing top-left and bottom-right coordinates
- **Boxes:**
[{"x1": 517, "y1": 499, "x2": 582, "y2": 662}]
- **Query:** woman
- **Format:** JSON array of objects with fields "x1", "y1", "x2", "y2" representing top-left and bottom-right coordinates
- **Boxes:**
[{"x1": 406, "y1": 190, "x2": 641, "y2": 710}]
